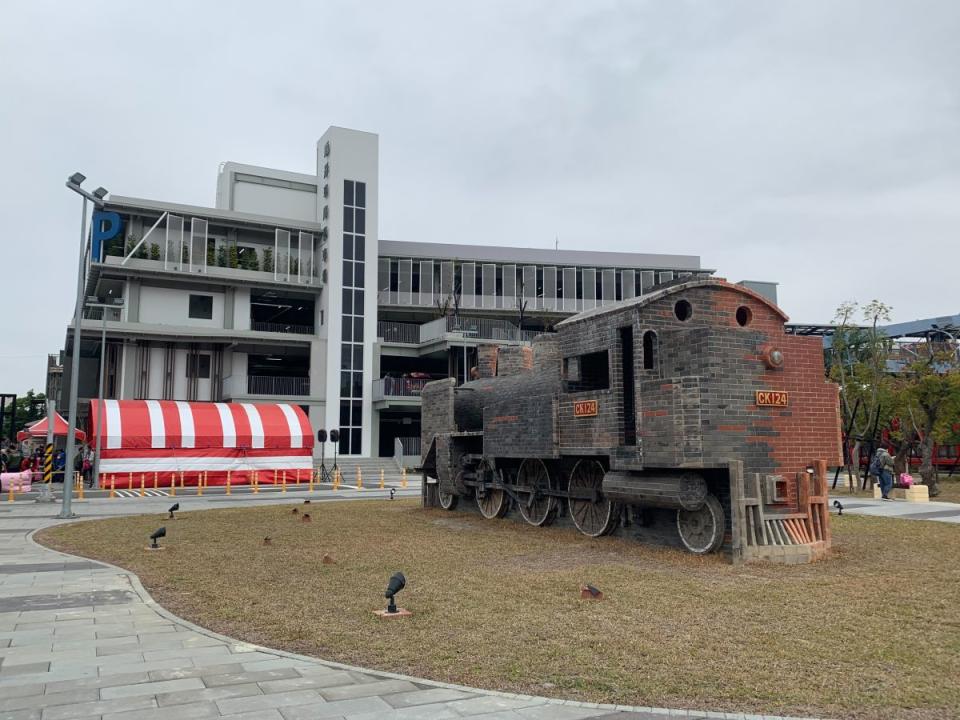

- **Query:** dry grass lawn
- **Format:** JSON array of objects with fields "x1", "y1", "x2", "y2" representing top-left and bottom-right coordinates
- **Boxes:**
[
  {"x1": 38, "y1": 499, "x2": 960, "y2": 720},
  {"x1": 832, "y1": 477, "x2": 960, "y2": 503}
]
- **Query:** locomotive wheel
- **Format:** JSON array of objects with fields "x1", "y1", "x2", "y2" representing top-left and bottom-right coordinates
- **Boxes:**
[
  {"x1": 676, "y1": 494, "x2": 725, "y2": 554},
  {"x1": 568, "y1": 459, "x2": 618, "y2": 537},
  {"x1": 476, "y1": 462, "x2": 508, "y2": 519},
  {"x1": 515, "y1": 458, "x2": 556, "y2": 527},
  {"x1": 438, "y1": 473, "x2": 460, "y2": 511}
]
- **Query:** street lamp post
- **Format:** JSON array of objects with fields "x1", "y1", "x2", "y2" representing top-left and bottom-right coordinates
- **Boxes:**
[
  {"x1": 89, "y1": 297, "x2": 124, "y2": 490},
  {"x1": 61, "y1": 174, "x2": 107, "y2": 519}
]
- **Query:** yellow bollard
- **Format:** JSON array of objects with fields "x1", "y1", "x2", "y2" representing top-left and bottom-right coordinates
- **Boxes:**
[
  {"x1": 308, "y1": 470, "x2": 314, "y2": 493},
  {"x1": 197, "y1": 471, "x2": 204, "y2": 497},
  {"x1": 273, "y1": 469, "x2": 278, "y2": 487},
  {"x1": 226, "y1": 470, "x2": 232, "y2": 495},
  {"x1": 77, "y1": 476, "x2": 84, "y2": 501},
  {"x1": 7, "y1": 480, "x2": 13, "y2": 503},
  {"x1": 332, "y1": 469, "x2": 338, "y2": 492},
  {"x1": 357, "y1": 467, "x2": 363, "y2": 489},
  {"x1": 379, "y1": 468, "x2": 385, "y2": 489},
  {"x1": 295, "y1": 469, "x2": 301, "y2": 485},
  {"x1": 153, "y1": 472, "x2": 158, "y2": 491},
  {"x1": 180, "y1": 471, "x2": 185, "y2": 489},
  {"x1": 110, "y1": 476, "x2": 116, "y2": 499},
  {"x1": 140, "y1": 474, "x2": 145, "y2": 498},
  {"x1": 281, "y1": 471, "x2": 287, "y2": 494},
  {"x1": 401, "y1": 467, "x2": 408, "y2": 489},
  {"x1": 128, "y1": 471, "x2": 133, "y2": 491},
  {"x1": 253, "y1": 470, "x2": 260, "y2": 494},
  {"x1": 170, "y1": 475, "x2": 176, "y2": 497}
]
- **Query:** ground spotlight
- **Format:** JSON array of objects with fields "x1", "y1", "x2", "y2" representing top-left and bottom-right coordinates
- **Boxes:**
[
  {"x1": 168, "y1": 503, "x2": 179, "y2": 519},
  {"x1": 833, "y1": 500, "x2": 843, "y2": 516},
  {"x1": 149, "y1": 527, "x2": 166, "y2": 549},
  {"x1": 389, "y1": 488, "x2": 395, "y2": 500},
  {"x1": 385, "y1": 571, "x2": 406, "y2": 614}
]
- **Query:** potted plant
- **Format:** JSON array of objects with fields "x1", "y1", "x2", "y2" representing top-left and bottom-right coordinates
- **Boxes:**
[{"x1": 150, "y1": 243, "x2": 160, "y2": 261}]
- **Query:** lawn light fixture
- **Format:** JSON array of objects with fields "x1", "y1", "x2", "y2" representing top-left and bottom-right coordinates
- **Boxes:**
[
  {"x1": 168, "y1": 503, "x2": 179, "y2": 519},
  {"x1": 833, "y1": 500, "x2": 843, "y2": 516},
  {"x1": 149, "y1": 527, "x2": 167, "y2": 549},
  {"x1": 385, "y1": 571, "x2": 406, "y2": 614},
  {"x1": 390, "y1": 488, "x2": 395, "y2": 500}
]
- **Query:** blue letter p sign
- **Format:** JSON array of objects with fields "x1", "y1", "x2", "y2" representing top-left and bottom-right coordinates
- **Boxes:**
[{"x1": 91, "y1": 211, "x2": 122, "y2": 261}]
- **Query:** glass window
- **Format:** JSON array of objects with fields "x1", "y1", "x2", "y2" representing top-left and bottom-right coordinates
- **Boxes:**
[
  {"x1": 352, "y1": 400, "x2": 362, "y2": 424},
  {"x1": 353, "y1": 345, "x2": 363, "y2": 370},
  {"x1": 339, "y1": 432, "x2": 349, "y2": 455},
  {"x1": 351, "y1": 371, "x2": 362, "y2": 398},
  {"x1": 355, "y1": 208, "x2": 365, "y2": 234},
  {"x1": 351, "y1": 428, "x2": 362, "y2": 452},
  {"x1": 353, "y1": 316, "x2": 364, "y2": 340},
  {"x1": 342, "y1": 288, "x2": 353, "y2": 315},
  {"x1": 354, "y1": 236, "x2": 365, "y2": 261},
  {"x1": 343, "y1": 233, "x2": 354, "y2": 260},
  {"x1": 343, "y1": 260, "x2": 354, "y2": 287},
  {"x1": 188, "y1": 294, "x2": 213, "y2": 320},
  {"x1": 354, "y1": 262, "x2": 365, "y2": 288},
  {"x1": 340, "y1": 372, "x2": 351, "y2": 396},
  {"x1": 186, "y1": 354, "x2": 211, "y2": 378},
  {"x1": 343, "y1": 207, "x2": 354, "y2": 233},
  {"x1": 353, "y1": 289, "x2": 364, "y2": 310},
  {"x1": 342, "y1": 316, "x2": 352, "y2": 341},
  {"x1": 355, "y1": 182, "x2": 366, "y2": 207},
  {"x1": 344, "y1": 180, "x2": 354, "y2": 206},
  {"x1": 340, "y1": 402, "x2": 351, "y2": 426},
  {"x1": 341, "y1": 345, "x2": 353, "y2": 370}
]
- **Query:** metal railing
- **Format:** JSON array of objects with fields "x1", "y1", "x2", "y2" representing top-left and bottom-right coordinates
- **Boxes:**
[
  {"x1": 396, "y1": 436, "x2": 421, "y2": 458},
  {"x1": 82, "y1": 306, "x2": 123, "y2": 321},
  {"x1": 247, "y1": 375, "x2": 310, "y2": 396},
  {"x1": 373, "y1": 377, "x2": 430, "y2": 400},
  {"x1": 251, "y1": 321, "x2": 315, "y2": 335},
  {"x1": 445, "y1": 315, "x2": 541, "y2": 342},
  {"x1": 377, "y1": 320, "x2": 420, "y2": 344}
]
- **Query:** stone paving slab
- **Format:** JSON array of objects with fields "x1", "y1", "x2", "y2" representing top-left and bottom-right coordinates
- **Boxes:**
[{"x1": 0, "y1": 491, "x2": 829, "y2": 720}]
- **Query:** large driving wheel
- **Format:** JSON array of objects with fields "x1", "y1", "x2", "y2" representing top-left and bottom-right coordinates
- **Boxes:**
[
  {"x1": 476, "y1": 461, "x2": 508, "y2": 519},
  {"x1": 676, "y1": 494, "x2": 725, "y2": 554},
  {"x1": 568, "y1": 459, "x2": 618, "y2": 537},
  {"x1": 515, "y1": 458, "x2": 557, "y2": 527},
  {"x1": 438, "y1": 472, "x2": 460, "y2": 511}
]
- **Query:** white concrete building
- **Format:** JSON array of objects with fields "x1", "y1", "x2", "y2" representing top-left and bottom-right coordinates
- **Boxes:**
[{"x1": 58, "y1": 126, "x2": 748, "y2": 460}]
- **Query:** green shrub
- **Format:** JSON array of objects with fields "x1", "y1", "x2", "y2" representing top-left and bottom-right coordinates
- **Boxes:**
[
  {"x1": 150, "y1": 243, "x2": 160, "y2": 261},
  {"x1": 216, "y1": 246, "x2": 228, "y2": 268},
  {"x1": 228, "y1": 245, "x2": 239, "y2": 269},
  {"x1": 263, "y1": 248, "x2": 274, "y2": 273}
]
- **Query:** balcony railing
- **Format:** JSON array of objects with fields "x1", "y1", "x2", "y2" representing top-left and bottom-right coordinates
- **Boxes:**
[
  {"x1": 247, "y1": 375, "x2": 310, "y2": 396},
  {"x1": 83, "y1": 306, "x2": 123, "y2": 321},
  {"x1": 373, "y1": 377, "x2": 430, "y2": 401},
  {"x1": 251, "y1": 321, "x2": 315, "y2": 335},
  {"x1": 377, "y1": 320, "x2": 420, "y2": 344}
]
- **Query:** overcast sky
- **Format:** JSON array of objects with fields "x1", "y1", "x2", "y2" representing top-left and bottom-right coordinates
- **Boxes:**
[{"x1": 1, "y1": 1, "x2": 958, "y2": 393}]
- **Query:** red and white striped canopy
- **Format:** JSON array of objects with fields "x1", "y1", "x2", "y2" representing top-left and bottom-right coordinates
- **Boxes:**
[
  {"x1": 16, "y1": 412, "x2": 86, "y2": 442},
  {"x1": 87, "y1": 400, "x2": 313, "y2": 482},
  {"x1": 89, "y1": 400, "x2": 311, "y2": 451}
]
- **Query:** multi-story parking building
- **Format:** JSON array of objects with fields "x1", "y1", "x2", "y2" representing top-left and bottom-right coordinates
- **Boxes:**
[{"x1": 56, "y1": 126, "x2": 770, "y2": 460}]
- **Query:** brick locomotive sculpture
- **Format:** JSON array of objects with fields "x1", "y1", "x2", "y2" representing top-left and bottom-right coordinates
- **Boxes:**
[{"x1": 420, "y1": 278, "x2": 843, "y2": 563}]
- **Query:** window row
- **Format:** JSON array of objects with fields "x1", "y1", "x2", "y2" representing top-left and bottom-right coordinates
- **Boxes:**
[
  {"x1": 340, "y1": 370, "x2": 363, "y2": 399},
  {"x1": 377, "y1": 259, "x2": 702, "y2": 307},
  {"x1": 342, "y1": 260, "x2": 366, "y2": 289},
  {"x1": 341, "y1": 316, "x2": 365, "y2": 342},
  {"x1": 343, "y1": 207, "x2": 366, "y2": 234},
  {"x1": 343, "y1": 234, "x2": 366, "y2": 261},
  {"x1": 343, "y1": 180, "x2": 367, "y2": 208}
]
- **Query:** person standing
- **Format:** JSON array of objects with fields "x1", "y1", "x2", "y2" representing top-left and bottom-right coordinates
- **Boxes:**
[{"x1": 874, "y1": 448, "x2": 896, "y2": 500}]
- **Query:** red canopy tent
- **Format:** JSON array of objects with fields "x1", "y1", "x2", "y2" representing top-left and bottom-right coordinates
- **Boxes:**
[
  {"x1": 88, "y1": 400, "x2": 313, "y2": 489},
  {"x1": 16, "y1": 413, "x2": 87, "y2": 443}
]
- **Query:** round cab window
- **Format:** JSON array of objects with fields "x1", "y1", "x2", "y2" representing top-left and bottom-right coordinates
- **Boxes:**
[
  {"x1": 674, "y1": 299, "x2": 692, "y2": 322},
  {"x1": 736, "y1": 306, "x2": 753, "y2": 327}
]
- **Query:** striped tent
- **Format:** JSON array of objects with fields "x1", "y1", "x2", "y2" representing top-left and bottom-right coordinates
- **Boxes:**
[{"x1": 88, "y1": 400, "x2": 313, "y2": 488}]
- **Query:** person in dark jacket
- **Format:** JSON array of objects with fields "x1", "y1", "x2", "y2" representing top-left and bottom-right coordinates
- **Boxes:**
[{"x1": 876, "y1": 448, "x2": 896, "y2": 500}]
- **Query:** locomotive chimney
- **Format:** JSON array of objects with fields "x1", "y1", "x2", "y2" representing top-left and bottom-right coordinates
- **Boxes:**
[
  {"x1": 476, "y1": 344, "x2": 499, "y2": 379},
  {"x1": 497, "y1": 345, "x2": 533, "y2": 377},
  {"x1": 532, "y1": 334, "x2": 561, "y2": 376}
]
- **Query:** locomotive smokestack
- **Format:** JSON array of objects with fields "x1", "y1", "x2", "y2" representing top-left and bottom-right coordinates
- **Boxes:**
[{"x1": 497, "y1": 345, "x2": 533, "y2": 377}]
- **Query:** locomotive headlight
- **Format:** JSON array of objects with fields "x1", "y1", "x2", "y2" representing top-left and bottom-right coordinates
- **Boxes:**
[{"x1": 763, "y1": 347, "x2": 784, "y2": 369}]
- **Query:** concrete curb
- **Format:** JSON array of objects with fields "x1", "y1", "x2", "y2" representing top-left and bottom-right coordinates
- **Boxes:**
[{"x1": 27, "y1": 505, "x2": 828, "y2": 720}]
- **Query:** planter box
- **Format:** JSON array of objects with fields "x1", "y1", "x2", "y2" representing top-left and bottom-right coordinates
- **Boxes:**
[{"x1": 873, "y1": 484, "x2": 929, "y2": 502}]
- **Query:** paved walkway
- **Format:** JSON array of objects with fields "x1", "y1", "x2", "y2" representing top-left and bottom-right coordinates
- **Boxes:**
[
  {"x1": 0, "y1": 489, "x2": 820, "y2": 720},
  {"x1": 828, "y1": 494, "x2": 960, "y2": 523}
]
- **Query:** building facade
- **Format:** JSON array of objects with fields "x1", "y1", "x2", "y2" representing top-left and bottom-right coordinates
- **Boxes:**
[{"x1": 58, "y1": 126, "x2": 742, "y2": 459}]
